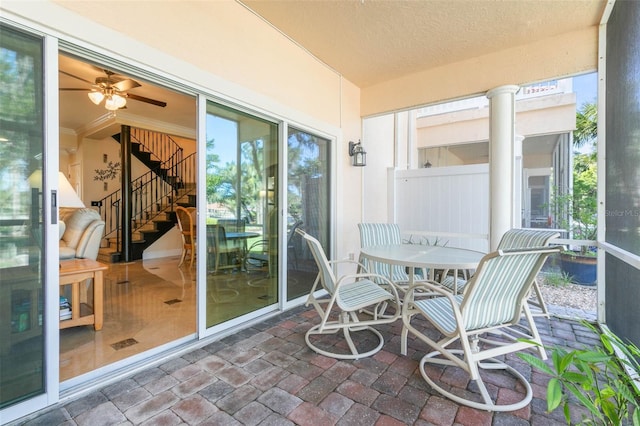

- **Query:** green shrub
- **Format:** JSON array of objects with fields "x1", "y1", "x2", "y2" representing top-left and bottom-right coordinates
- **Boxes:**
[
  {"x1": 519, "y1": 322, "x2": 640, "y2": 425},
  {"x1": 544, "y1": 271, "x2": 575, "y2": 287}
]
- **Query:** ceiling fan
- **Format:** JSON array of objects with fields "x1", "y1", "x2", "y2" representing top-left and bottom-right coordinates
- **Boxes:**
[{"x1": 60, "y1": 69, "x2": 167, "y2": 110}]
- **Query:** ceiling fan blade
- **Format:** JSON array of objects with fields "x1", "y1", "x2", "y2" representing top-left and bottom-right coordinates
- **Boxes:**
[
  {"x1": 60, "y1": 88, "x2": 91, "y2": 91},
  {"x1": 112, "y1": 78, "x2": 141, "y2": 92},
  {"x1": 59, "y1": 70, "x2": 94, "y2": 85},
  {"x1": 126, "y1": 93, "x2": 167, "y2": 108}
]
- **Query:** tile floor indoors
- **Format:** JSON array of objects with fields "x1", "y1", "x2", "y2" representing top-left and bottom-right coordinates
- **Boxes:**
[
  {"x1": 59, "y1": 257, "x2": 197, "y2": 381},
  {"x1": 12, "y1": 301, "x2": 599, "y2": 426},
  {"x1": 59, "y1": 254, "x2": 317, "y2": 382}
]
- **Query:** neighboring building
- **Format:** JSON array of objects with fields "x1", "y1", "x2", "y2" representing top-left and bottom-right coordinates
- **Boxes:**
[{"x1": 414, "y1": 79, "x2": 577, "y2": 229}]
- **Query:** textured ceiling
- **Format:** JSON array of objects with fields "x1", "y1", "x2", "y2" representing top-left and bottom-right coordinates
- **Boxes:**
[{"x1": 240, "y1": 0, "x2": 606, "y2": 88}]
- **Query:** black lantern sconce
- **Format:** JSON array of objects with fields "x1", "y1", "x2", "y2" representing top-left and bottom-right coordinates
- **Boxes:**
[{"x1": 348, "y1": 140, "x2": 367, "y2": 167}]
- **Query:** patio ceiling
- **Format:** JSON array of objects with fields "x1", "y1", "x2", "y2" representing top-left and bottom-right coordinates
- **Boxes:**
[
  {"x1": 56, "y1": 0, "x2": 605, "y2": 148},
  {"x1": 240, "y1": 0, "x2": 606, "y2": 88}
]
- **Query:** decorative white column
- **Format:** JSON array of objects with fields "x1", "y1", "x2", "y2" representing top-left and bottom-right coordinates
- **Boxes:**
[
  {"x1": 486, "y1": 85, "x2": 519, "y2": 250},
  {"x1": 513, "y1": 134, "x2": 524, "y2": 229}
]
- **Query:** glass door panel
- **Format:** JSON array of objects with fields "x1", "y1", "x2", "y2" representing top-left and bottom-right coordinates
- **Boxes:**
[
  {"x1": 0, "y1": 23, "x2": 45, "y2": 408},
  {"x1": 205, "y1": 102, "x2": 278, "y2": 327},
  {"x1": 286, "y1": 128, "x2": 330, "y2": 301}
]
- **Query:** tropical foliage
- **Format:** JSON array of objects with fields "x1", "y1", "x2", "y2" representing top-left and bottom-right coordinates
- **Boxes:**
[
  {"x1": 519, "y1": 322, "x2": 640, "y2": 426},
  {"x1": 550, "y1": 102, "x2": 598, "y2": 252}
]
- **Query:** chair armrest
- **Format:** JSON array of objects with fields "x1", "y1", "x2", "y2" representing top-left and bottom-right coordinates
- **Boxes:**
[
  {"x1": 327, "y1": 258, "x2": 370, "y2": 273},
  {"x1": 405, "y1": 280, "x2": 456, "y2": 300},
  {"x1": 74, "y1": 220, "x2": 105, "y2": 260}
]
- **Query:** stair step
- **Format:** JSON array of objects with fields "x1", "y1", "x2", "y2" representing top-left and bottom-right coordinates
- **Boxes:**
[
  {"x1": 137, "y1": 152, "x2": 152, "y2": 163},
  {"x1": 154, "y1": 220, "x2": 176, "y2": 233}
]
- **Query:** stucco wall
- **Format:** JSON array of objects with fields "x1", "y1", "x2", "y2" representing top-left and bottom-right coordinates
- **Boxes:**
[
  {"x1": 45, "y1": 0, "x2": 344, "y2": 129},
  {"x1": 2, "y1": 0, "x2": 362, "y2": 260},
  {"x1": 362, "y1": 27, "x2": 598, "y2": 117}
]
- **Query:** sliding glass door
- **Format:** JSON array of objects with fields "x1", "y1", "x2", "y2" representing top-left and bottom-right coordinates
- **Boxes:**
[
  {"x1": 205, "y1": 102, "x2": 278, "y2": 327},
  {"x1": 286, "y1": 127, "x2": 331, "y2": 301},
  {"x1": 0, "y1": 23, "x2": 46, "y2": 409}
]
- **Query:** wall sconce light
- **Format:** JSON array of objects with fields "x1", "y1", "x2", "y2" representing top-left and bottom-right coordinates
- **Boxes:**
[{"x1": 348, "y1": 140, "x2": 367, "y2": 167}]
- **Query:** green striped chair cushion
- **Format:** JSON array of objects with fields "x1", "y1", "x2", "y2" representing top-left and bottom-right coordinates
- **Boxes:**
[
  {"x1": 358, "y1": 223, "x2": 412, "y2": 282},
  {"x1": 337, "y1": 279, "x2": 395, "y2": 311},
  {"x1": 414, "y1": 295, "x2": 464, "y2": 335},
  {"x1": 416, "y1": 249, "x2": 549, "y2": 334},
  {"x1": 462, "y1": 251, "x2": 541, "y2": 330},
  {"x1": 498, "y1": 229, "x2": 559, "y2": 249}
]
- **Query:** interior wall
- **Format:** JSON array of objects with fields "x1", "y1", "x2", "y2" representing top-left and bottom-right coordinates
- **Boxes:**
[
  {"x1": 362, "y1": 27, "x2": 598, "y2": 117},
  {"x1": 81, "y1": 136, "x2": 122, "y2": 205}
]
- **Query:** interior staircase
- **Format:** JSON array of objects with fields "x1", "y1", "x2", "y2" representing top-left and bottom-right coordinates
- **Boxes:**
[
  {"x1": 97, "y1": 189, "x2": 195, "y2": 263},
  {"x1": 95, "y1": 127, "x2": 196, "y2": 263}
]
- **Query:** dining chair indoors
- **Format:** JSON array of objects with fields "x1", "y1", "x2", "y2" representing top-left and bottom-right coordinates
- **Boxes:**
[
  {"x1": 297, "y1": 229, "x2": 401, "y2": 360},
  {"x1": 401, "y1": 245, "x2": 561, "y2": 412},
  {"x1": 175, "y1": 206, "x2": 196, "y2": 268},
  {"x1": 208, "y1": 224, "x2": 243, "y2": 273}
]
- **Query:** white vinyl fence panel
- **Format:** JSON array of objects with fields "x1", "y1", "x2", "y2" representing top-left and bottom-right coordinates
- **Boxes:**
[{"x1": 392, "y1": 164, "x2": 490, "y2": 252}]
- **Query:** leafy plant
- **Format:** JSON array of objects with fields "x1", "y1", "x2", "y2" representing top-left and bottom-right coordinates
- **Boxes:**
[
  {"x1": 519, "y1": 322, "x2": 640, "y2": 426},
  {"x1": 404, "y1": 235, "x2": 448, "y2": 247},
  {"x1": 550, "y1": 102, "x2": 598, "y2": 255},
  {"x1": 544, "y1": 271, "x2": 575, "y2": 287}
]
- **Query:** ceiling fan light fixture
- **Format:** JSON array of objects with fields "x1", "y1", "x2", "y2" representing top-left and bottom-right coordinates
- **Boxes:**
[
  {"x1": 88, "y1": 91, "x2": 104, "y2": 105},
  {"x1": 104, "y1": 94, "x2": 126, "y2": 111},
  {"x1": 113, "y1": 94, "x2": 127, "y2": 108}
]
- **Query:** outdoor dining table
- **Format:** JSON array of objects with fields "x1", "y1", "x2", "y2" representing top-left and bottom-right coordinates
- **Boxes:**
[{"x1": 359, "y1": 244, "x2": 485, "y2": 294}]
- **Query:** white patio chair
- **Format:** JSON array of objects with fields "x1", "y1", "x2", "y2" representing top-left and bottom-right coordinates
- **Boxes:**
[
  {"x1": 439, "y1": 228, "x2": 560, "y2": 311},
  {"x1": 401, "y1": 245, "x2": 561, "y2": 412},
  {"x1": 496, "y1": 228, "x2": 560, "y2": 317},
  {"x1": 298, "y1": 229, "x2": 401, "y2": 360},
  {"x1": 358, "y1": 223, "x2": 425, "y2": 287}
]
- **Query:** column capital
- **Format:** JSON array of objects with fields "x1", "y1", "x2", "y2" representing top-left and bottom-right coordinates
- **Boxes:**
[{"x1": 486, "y1": 85, "x2": 520, "y2": 99}]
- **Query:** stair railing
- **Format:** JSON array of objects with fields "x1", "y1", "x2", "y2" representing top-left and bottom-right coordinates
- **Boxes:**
[
  {"x1": 96, "y1": 152, "x2": 196, "y2": 253},
  {"x1": 131, "y1": 128, "x2": 183, "y2": 165}
]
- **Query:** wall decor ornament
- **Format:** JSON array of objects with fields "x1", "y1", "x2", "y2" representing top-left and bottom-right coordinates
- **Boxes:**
[{"x1": 94, "y1": 161, "x2": 121, "y2": 182}]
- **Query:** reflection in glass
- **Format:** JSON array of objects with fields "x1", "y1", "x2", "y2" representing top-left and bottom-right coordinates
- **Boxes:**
[
  {"x1": 205, "y1": 102, "x2": 278, "y2": 326},
  {"x1": 0, "y1": 23, "x2": 45, "y2": 408},
  {"x1": 286, "y1": 128, "x2": 330, "y2": 301}
]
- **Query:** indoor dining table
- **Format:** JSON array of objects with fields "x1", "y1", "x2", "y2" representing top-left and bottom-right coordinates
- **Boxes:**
[{"x1": 359, "y1": 244, "x2": 485, "y2": 294}]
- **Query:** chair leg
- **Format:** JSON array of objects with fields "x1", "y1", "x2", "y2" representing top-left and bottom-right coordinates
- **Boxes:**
[
  {"x1": 189, "y1": 247, "x2": 195, "y2": 268},
  {"x1": 528, "y1": 279, "x2": 550, "y2": 317},
  {"x1": 419, "y1": 349, "x2": 533, "y2": 412},
  {"x1": 178, "y1": 248, "x2": 186, "y2": 267}
]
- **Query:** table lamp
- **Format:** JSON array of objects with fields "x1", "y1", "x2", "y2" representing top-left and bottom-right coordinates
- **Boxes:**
[{"x1": 58, "y1": 172, "x2": 85, "y2": 208}]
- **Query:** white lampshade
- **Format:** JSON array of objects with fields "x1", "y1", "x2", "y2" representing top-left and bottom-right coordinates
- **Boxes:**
[
  {"x1": 105, "y1": 94, "x2": 126, "y2": 111},
  {"x1": 87, "y1": 91, "x2": 104, "y2": 105},
  {"x1": 113, "y1": 94, "x2": 126, "y2": 108},
  {"x1": 58, "y1": 172, "x2": 85, "y2": 208},
  {"x1": 28, "y1": 169, "x2": 42, "y2": 190}
]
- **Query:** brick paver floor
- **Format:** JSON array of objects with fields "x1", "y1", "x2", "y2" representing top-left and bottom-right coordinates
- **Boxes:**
[{"x1": 11, "y1": 304, "x2": 599, "y2": 425}]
